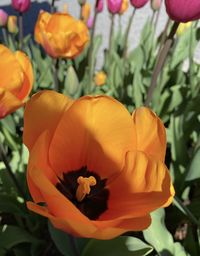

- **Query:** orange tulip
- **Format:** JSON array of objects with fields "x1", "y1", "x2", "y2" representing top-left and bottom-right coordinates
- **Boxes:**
[
  {"x1": 81, "y1": 2, "x2": 91, "y2": 23},
  {"x1": 94, "y1": 71, "x2": 107, "y2": 86},
  {"x1": 34, "y1": 11, "x2": 89, "y2": 59},
  {"x1": 24, "y1": 90, "x2": 174, "y2": 239},
  {"x1": 0, "y1": 44, "x2": 33, "y2": 119},
  {"x1": 119, "y1": 0, "x2": 129, "y2": 14}
]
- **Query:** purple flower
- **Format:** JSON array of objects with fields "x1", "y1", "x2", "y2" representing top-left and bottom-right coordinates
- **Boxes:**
[
  {"x1": 107, "y1": 0, "x2": 122, "y2": 14},
  {"x1": 11, "y1": 0, "x2": 31, "y2": 13},
  {"x1": 0, "y1": 9, "x2": 8, "y2": 26}
]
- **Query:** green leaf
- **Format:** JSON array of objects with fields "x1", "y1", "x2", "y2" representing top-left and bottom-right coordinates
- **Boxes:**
[
  {"x1": 0, "y1": 225, "x2": 39, "y2": 250},
  {"x1": 143, "y1": 209, "x2": 189, "y2": 256},
  {"x1": 186, "y1": 147, "x2": 200, "y2": 181},
  {"x1": 48, "y1": 221, "x2": 89, "y2": 256},
  {"x1": 81, "y1": 236, "x2": 153, "y2": 256},
  {"x1": 0, "y1": 115, "x2": 16, "y2": 135}
]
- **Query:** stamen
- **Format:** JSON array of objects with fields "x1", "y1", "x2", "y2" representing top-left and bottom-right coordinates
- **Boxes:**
[{"x1": 76, "y1": 176, "x2": 97, "y2": 202}]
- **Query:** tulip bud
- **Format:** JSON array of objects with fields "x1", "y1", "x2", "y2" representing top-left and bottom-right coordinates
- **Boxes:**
[
  {"x1": 78, "y1": 0, "x2": 86, "y2": 5},
  {"x1": 11, "y1": 0, "x2": 31, "y2": 13},
  {"x1": 96, "y1": 0, "x2": 103, "y2": 13},
  {"x1": 151, "y1": 0, "x2": 161, "y2": 11},
  {"x1": 130, "y1": 0, "x2": 149, "y2": 8},
  {"x1": 82, "y1": 2, "x2": 91, "y2": 23},
  {"x1": 7, "y1": 15, "x2": 18, "y2": 33},
  {"x1": 87, "y1": 16, "x2": 94, "y2": 29},
  {"x1": 176, "y1": 22, "x2": 192, "y2": 36},
  {"x1": 119, "y1": 0, "x2": 129, "y2": 15},
  {"x1": 165, "y1": 0, "x2": 200, "y2": 23},
  {"x1": 0, "y1": 9, "x2": 8, "y2": 27},
  {"x1": 94, "y1": 71, "x2": 107, "y2": 86},
  {"x1": 107, "y1": 0, "x2": 123, "y2": 14}
]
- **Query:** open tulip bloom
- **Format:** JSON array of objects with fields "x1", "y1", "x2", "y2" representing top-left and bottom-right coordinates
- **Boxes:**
[{"x1": 24, "y1": 90, "x2": 174, "y2": 239}]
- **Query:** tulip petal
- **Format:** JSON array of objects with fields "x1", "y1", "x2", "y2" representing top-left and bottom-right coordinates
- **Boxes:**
[
  {"x1": 15, "y1": 51, "x2": 34, "y2": 101},
  {"x1": 0, "y1": 88, "x2": 23, "y2": 119},
  {"x1": 23, "y1": 90, "x2": 73, "y2": 150},
  {"x1": 132, "y1": 107, "x2": 166, "y2": 161},
  {"x1": 49, "y1": 95, "x2": 136, "y2": 179},
  {"x1": 101, "y1": 151, "x2": 173, "y2": 220}
]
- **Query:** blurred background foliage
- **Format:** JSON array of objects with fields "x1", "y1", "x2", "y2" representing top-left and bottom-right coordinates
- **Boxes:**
[{"x1": 0, "y1": 0, "x2": 200, "y2": 255}]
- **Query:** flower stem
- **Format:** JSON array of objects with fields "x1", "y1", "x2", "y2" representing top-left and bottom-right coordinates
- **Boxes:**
[
  {"x1": 52, "y1": 58, "x2": 59, "y2": 92},
  {"x1": 108, "y1": 14, "x2": 115, "y2": 54},
  {"x1": 158, "y1": 18, "x2": 171, "y2": 54},
  {"x1": 174, "y1": 196, "x2": 200, "y2": 227},
  {"x1": 68, "y1": 235, "x2": 80, "y2": 256},
  {"x1": 51, "y1": 0, "x2": 55, "y2": 13},
  {"x1": 87, "y1": 3, "x2": 98, "y2": 92},
  {"x1": 154, "y1": 0, "x2": 163, "y2": 34},
  {"x1": 0, "y1": 142, "x2": 26, "y2": 200},
  {"x1": 122, "y1": 8, "x2": 136, "y2": 59},
  {"x1": 19, "y1": 12, "x2": 23, "y2": 50},
  {"x1": 2, "y1": 27, "x2": 8, "y2": 45},
  {"x1": 145, "y1": 21, "x2": 179, "y2": 106}
]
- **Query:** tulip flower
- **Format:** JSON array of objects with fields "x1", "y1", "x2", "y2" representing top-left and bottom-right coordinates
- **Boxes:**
[
  {"x1": 24, "y1": 90, "x2": 174, "y2": 239},
  {"x1": 165, "y1": 0, "x2": 200, "y2": 23},
  {"x1": 96, "y1": 0, "x2": 103, "y2": 13},
  {"x1": 7, "y1": 15, "x2": 18, "y2": 33},
  {"x1": 34, "y1": 11, "x2": 89, "y2": 59},
  {"x1": 107, "y1": 0, "x2": 123, "y2": 14},
  {"x1": 94, "y1": 71, "x2": 107, "y2": 86},
  {"x1": 87, "y1": 16, "x2": 94, "y2": 29},
  {"x1": 81, "y1": 2, "x2": 91, "y2": 23},
  {"x1": 0, "y1": 44, "x2": 33, "y2": 119},
  {"x1": 11, "y1": 0, "x2": 31, "y2": 13},
  {"x1": 0, "y1": 9, "x2": 8, "y2": 27},
  {"x1": 130, "y1": 0, "x2": 149, "y2": 8},
  {"x1": 151, "y1": 0, "x2": 161, "y2": 11},
  {"x1": 119, "y1": 0, "x2": 129, "y2": 14},
  {"x1": 176, "y1": 22, "x2": 192, "y2": 36}
]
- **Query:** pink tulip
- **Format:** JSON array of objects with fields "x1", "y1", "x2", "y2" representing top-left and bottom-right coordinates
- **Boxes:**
[
  {"x1": 165, "y1": 0, "x2": 200, "y2": 22},
  {"x1": 97, "y1": 0, "x2": 103, "y2": 12},
  {"x1": 130, "y1": 0, "x2": 149, "y2": 8},
  {"x1": 11, "y1": 0, "x2": 31, "y2": 13},
  {"x1": 151, "y1": 0, "x2": 161, "y2": 11},
  {"x1": 0, "y1": 9, "x2": 8, "y2": 26},
  {"x1": 107, "y1": 0, "x2": 122, "y2": 14},
  {"x1": 87, "y1": 16, "x2": 94, "y2": 29}
]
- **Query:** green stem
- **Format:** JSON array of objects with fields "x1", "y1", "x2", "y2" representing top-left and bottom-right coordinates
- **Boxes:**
[
  {"x1": 0, "y1": 142, "x2": 26, "y2": 200},
  {"x1": 109, "y1": 14, "x2": 115, "y2": 53},
  {"x1": 145, "y1": 21, "x2": 179, "y2": 106},
  {"x1": 51, "y1": 0, "x2": 55, "y2": 13},
  {"x1": 68, "y1": 235, "x2": 80, "y2": 256},
  {"x1": 158, "y1": 18, "x2": 171, "y2": 54},
  {"x1": 154, "y1": 0, "x2": 163, "y2": 34},
  {"x1": 2, "y1": 27, "x2": 8, "y2": 45},
  {"x1": 19, "y1": 12, "x2": 23, "y2": 50},
  {"x1": 122, "y1": 8, "x2": 136, "y2": 59},
  {"x1": 174, "y1": 196, "x2": 200, "y2": 227},
  {"x1": 87, "y1": 4, "x2": 98, "y2": 92},
  {"x1": 52, "y1": 58, "x2": 59, "y2": 92}
]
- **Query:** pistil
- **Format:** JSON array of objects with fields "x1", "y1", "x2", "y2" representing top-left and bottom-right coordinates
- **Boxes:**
[{"x1": 76, "y1": 176, "x2": 97, "y2": 202}]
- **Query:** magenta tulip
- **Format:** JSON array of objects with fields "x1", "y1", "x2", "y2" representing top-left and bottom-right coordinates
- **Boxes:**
[
  {"x1": 11, "y1": 0, "x2": 31, "y2": 13},
  {"x1": 165, "y1": 0, "x2": 200, "y2": 23},
  {"x1": 97, "y1": 0, "x2": 103, "y2": 12},
  {"x1": 0, "y1": 9, "x2": 8, "y2": 26},
  {"x1": 107, "y1": 0, "x2": 122, "y2": 14},
  {"x1": 87, "y1": 16, "x2": 94, "y2": 29},
  {"x1": 130, "y1": 0, "x2": 149, "y2": 8}
]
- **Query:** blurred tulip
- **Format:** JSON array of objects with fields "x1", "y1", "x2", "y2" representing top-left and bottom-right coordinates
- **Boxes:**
[
  {"x1": 176, "y1": 22, "x2": 192, "y2": 36},
  {"x1": 165, "y1": 0, "x2": 200, "y2": 22},
  {"x1": 119, "y1": 0, "x2": 129, "y2": 15},
  {"x1": 130, "y1": 0, "x2": 149, "y2": 8},
  {"x1": 107, "y1": 0, "x2": 122, "y2": 14},
  {"x1": 87, "y1": 16, "x2": 94, "y2": 29},
  {"x1": 0, "y1": 9, "x2": 8, "y2": 27},
  {"x1": 151, "y1": 0, "x2": 161, "y2": 11},
  {"x1": 11, "y1": 0, "x2": 31, "y2": 13},
  {"x1": 78, "y1": 0, "x2": 86, "y2": 5},
  {"x1": 7, "y1": 15, "x2": 18, "y2": 33},
  {"x1": 96, "y1": 0, "x2": 103, "y2": 13},
  {"x1": 35, "y1": 11, "x2": 89, "y2": 59},
  {"x1": 0, "y1": 44, "x2": 33, "y2": 119},
  {"x1": 94, "y1": 71, "x2": 107, "y2": 86},
  {"x1": 82, "y1": 2, "x2": 91, "y2": 23}
]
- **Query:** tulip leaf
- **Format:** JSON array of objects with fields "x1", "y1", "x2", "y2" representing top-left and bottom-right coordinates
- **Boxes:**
[
  {"x1": 81, "y1": 236, "x2": 153, "y2": 256},
  {"x1": 185, "y1": 147, "x2": 200, "y2": 181},
  {"x1": 143, "y1": 209, "x2": 189, "y2": 256},
  {"x1": 48, "y1": 222, "x2": 89, "y2": 256},
  {"x1": 64, "y1": 65, "x2": 79, "y2": 96},
  {"x1": 0, "y1": 115, "x2": 16, "y2": 135},
  {"x1": 0, "y1": 225, "x2": 39, "y2": 250}
]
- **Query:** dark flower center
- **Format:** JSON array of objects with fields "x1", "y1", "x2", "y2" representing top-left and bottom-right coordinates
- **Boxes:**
[{"x1": 56, "y1": 166, "x2": 109, "y2": 220}]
